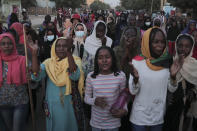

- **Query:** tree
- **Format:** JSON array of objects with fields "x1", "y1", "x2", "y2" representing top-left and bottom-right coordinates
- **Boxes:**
[
  {"x1": 115, "y1": 6, "x2": 126, "y2": 12},
  {"x1": 120, "y1": 0, "x2": 161, "y2": 12},
  {"x1": 21, "y1": 0, "x2": 37, "y2": 7},
  {"x1": 89, "y1": 0, "x2": 111, "y2": 11},
  {"x1": 50, "y1": 0, "x2": 84, "y2": 9},
  {"x1": 169, "y1": 0, "x2": 197, "y2": 18}
]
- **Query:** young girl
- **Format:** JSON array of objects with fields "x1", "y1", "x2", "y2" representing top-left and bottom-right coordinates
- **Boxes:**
[
  {"x1": 129, "y1": 27, "x2": 181, "y2": 131},
  {"x1": 82, "y1": 20, "x2": 112, "y2": 76},
  {"x1": 84, "y1": 46, "x2": 127, "y2": 131},
  {"x1": 164, "y1": 34, "x2": 197, "y2": 131}
]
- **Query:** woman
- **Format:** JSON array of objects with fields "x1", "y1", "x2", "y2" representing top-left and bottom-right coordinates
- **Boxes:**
[
  {"x1": 85, "y1": 46, "x2": 127, "y2": 131},
  {"x1": 164, "y1": 34, "x2": 197, "y2": 131},
  {"x1": 129, "y1": 27, "x2": 182, "y2": 131},
  {"x1": 106, "y1": 16, "x2": 116, "y2": 43},
  {"x1": 82, "y1": 20, "x2": 112, "y2": 76},
  {"x1": 62, "y1": 17, "x2": 72, "y2": 38},
  {"x1": 167, "y1": 18, "x2": 181, "y2": 55},
  {"x1": 10, "y1": 22, "x2": 24, "y2": 44},
  {"x1": 181, "y1": 20, "x2": 196, "y2": 34},
  {"x1": 40, "y1": 29, "x2": 57, "y2": 62},
  {"x1": 30, "y1": 37, "x2": 85, "y2": 131},
  {"x1": 114, "y1": 26, "x2": 140, "y2": 85},
  {"x1": 73, "y1": 23, "x2": 87, "y2": 59},
  {"x1": 0, "y1": 33, "x2": 28, "y2": 131},
  {"x1": 115, "y1": 13, "x2": 127, "y2": 46},
  {"x1": 114, "y1": 26, "x2": 140, "y2": 131}
]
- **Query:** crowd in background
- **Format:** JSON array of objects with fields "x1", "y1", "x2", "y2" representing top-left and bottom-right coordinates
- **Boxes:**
[{"x1": 0, "y1": 7, "x2": 197, "y2": 131}]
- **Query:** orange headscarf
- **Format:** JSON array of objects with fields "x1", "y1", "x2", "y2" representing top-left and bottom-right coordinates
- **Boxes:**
[{"x1": 141, "y1": 27, "x2": 168, "y2": 71}]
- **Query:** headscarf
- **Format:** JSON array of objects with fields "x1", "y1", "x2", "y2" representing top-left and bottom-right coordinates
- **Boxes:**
[
  {"x1": 0, "y1": 33, "x2": 27, "y2": 87},
  {"x1": 140, "y1": 27, "x2": 171, "y2": 71},
  {"x1": 84, "y1": 20, "x2": 112, "y2": 55},
  {"x1": 181, "y1": 20, "x2": 197, "y2": 34},
  {"x1": 174, "y1": 34, "x2": 197, "y2": 85},
  {"x1": 43, "y1": 37, "x2": 84, "y2": 97},
  {"x1": 10, "y1": 22, "x2": 24, "y2": 44},
  {"x1": 74, "y1": 23, "x2": 87, "y2": 44}
]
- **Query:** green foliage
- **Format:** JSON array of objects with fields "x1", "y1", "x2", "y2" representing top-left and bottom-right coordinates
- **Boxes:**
[
  {"x1": 120, "y1": 0, "x2": 161, "y2": 12},
  {"x1": 89, "y1": 1, "x2": 111, "y2": 11},
  {"x1": 169, "y1": 0, "x2": 197, "y2": 18},
  {"x1": 21, "y1": 0, "x2": 37, "y2": 7},
  {"x1": 115, "y1": 6, "x2": 126, "y2": 11},
  {"x1": 169, "y1": 0, "x2": 197, "y2": 9},
  {"x1": 50, "y1": 0, "x2": 84, "y2": 9}
]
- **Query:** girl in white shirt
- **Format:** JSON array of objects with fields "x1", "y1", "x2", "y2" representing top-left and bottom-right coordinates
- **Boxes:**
[{"x1": 129, "y1": 27, "x2": 183, "y2": 131}]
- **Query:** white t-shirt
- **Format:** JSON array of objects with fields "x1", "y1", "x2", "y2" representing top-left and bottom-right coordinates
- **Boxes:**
[{"x1": 129, "y1": 59, "x2": 177, "y2": 126}]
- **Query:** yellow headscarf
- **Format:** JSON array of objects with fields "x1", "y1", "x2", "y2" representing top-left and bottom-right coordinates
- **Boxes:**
[
  {"x1": 43, "y1": 37, "x2": 84, "y2": 98},
  {"x1": 141, "y1": 27, "x2": 167, "y2": 71}
]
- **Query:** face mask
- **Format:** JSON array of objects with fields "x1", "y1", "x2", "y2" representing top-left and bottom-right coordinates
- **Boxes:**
[
  {"x1": 145, "y1": 22, "x2": 151, "y2": 26},
  {"x1": 47, "y1": 35, "x2": 54, "y2": 41},
  {"x1": 75, "y1": 31, "x2": 85, "y2": 38}
]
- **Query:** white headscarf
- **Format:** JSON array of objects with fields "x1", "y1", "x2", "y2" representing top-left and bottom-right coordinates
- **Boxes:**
[
  {"x1": 73, "y1": 23, "x2": 87, "y2": 44},
  {"x1": 84, "y1": 20, "x2": 112, "y2": 55},
  {"x1": 175, "y1": 34, "x2": 197, "y2": 85}
]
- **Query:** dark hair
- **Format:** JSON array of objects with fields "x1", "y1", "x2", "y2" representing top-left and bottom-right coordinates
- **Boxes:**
[
  {"x1": 177, "y1": 34, "x2": 194, "y2": 47},
  {"x1": 96, "y1": 14, "x2": 105, "y2": 22},
  {"x1": 149, "y1": 28, "x2": 166, "y2": 57},
  {"x1": 45, "y1": 15, "x2": 51, "y2": 22},
  {"x1": 91, "y1": 46, "x2": 119, "y2": 78},
  {"x1": 6, "y1": 29, "x2": 19, "y2": 44},
  {"x1": 27, "y1": 29, "x2": 39, "y2": 43},
  {"x1": 10, "y1": 13, "x2": 19, "y2": 26}
]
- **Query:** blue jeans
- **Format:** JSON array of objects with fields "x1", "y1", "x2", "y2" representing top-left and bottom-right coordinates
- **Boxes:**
[
  {"x1": 92, "y1": 127, "x2": 119, "y2": 131},
  {"x1": 132, "y1": 123, "x2": 163, "y2": 131},
  {"x1": 0, "y1": 104, "x2": 29, "y2": 131}
]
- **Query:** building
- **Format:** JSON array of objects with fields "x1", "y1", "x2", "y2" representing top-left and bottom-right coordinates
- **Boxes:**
[
  {"x1": 0, "y1": 0, "x2": 21, "y2": 18},
  {"x1": 86, "y1": 0, "x2": 104, "y2": 6}
]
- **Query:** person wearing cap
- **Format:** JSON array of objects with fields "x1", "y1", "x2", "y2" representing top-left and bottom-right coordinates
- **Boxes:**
[{"x1": 70, "y1": 14, "x2": 81, "y2": 37}]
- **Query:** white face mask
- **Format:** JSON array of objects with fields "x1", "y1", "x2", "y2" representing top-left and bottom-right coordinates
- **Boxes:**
[
  {"x1": 145, "y1": 22, "x2": 151, "y2": 26},
  {"x1": 75, "y1": 31, "x2": 85, "y2": 38},
  {"x1": 47, "y1": 35, "x2": 55, "y2": 41}
]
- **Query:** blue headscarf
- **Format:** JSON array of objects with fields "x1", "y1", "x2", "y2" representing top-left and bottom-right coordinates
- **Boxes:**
[{"x1": 181, "y1": 20, "x2": 197, "y2": 34}]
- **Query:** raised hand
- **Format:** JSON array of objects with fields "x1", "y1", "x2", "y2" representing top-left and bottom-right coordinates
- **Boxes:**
[
  {"x1": 170, "y1": 55, "x2": 184, "y2": 80},
  {"x1": 129, "y1": 62, "x2": 139, "y2": 84},
  {"x1": 101, "y1": 37, "x2": 107, "y2": 46}
]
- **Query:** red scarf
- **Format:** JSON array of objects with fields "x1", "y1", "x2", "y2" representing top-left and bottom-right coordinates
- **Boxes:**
[
  {"x1": 10, "y1": 22, "x2": 24, "y2": 44},
  {"x1": 0, "y1": 33, "x2": 27, "y2": 87}
]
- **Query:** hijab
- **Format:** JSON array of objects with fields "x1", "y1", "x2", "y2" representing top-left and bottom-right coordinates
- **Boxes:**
[
  {"x1": 181, "y1": 20, "x2": 197, "y2": 34},
  {"x1": 137, "y1": 27, "x2": 171, "y2": 71},
  {"x1": 43, "y1": 37, "x2": 84, "y2": 97},
  {"x1": 10, "y1": 22, "x2": 24, "y2": 44},
  {"x1": 84, "y1": 20, "x2": 112, "y2": 55},
  {"x1": 0, "y1": 33, "x2": 27, "y2": 87},
  {"x1": 74, "y1": 23, "x2": 87, "y2": 44},
  {"x1": 175, "y1": 34, "x2": 197, "y2": 85}
]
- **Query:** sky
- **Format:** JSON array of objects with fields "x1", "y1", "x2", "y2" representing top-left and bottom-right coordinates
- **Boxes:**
[{"x1": 103, "y1": 0, "x2": 120, "y2": 8}]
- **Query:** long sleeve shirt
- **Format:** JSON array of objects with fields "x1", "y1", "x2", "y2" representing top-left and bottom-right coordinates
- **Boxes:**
[
  {"x1": 129, "y1": 59, "x2": 177, "y2": 126},
  {"x1": 84, "y1": 71, "x2": 126, "y2": 129}
]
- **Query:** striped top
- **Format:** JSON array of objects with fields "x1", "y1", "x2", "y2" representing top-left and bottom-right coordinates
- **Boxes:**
[{"x1": 84, "y1": 71, "x2": 126, "y2": 129}]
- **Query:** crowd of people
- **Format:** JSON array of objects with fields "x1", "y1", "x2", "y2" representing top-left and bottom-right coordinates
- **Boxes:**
[{"x1": 0, "y1": 8, "x2": 197, "y2": 131}]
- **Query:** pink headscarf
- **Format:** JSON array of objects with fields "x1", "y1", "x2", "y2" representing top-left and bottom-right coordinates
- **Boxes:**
[
  {"x1": 10, "y1": 22, "x2": 24, "y2": 44},
  {"x1": 0, "y1": 33, "x2": 27, "y2": 87}
]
